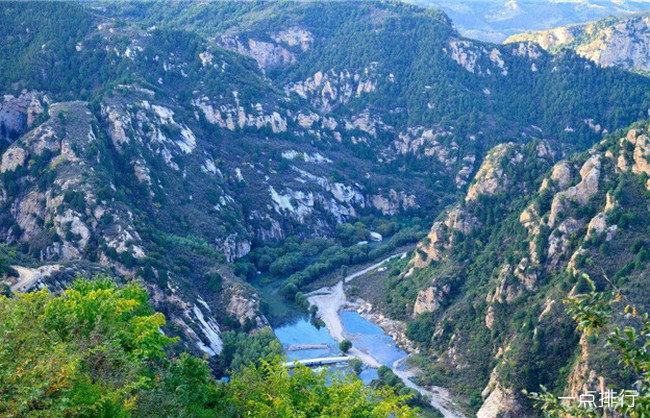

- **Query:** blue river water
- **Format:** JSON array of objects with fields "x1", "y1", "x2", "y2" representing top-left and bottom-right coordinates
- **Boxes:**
[
  {"x1": 273, "y1": 311, "x2": 407, "y2": 385},
  {"x1": 341, "y1": 311, "x2": 407, "y2": 367},
  {"x1": 274, "y1": 317, "x2": 337, "y2": 361}
]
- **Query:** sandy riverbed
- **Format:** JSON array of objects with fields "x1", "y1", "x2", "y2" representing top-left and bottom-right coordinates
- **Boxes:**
[{"x1": 307, "y1": 253, "x2": 465, "y2": 418}]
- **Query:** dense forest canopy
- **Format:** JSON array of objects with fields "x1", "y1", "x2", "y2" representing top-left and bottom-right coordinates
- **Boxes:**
[
  {"x1": 0, "y1": 278, "x2": 416, "y2": 417},
  {"x1": 0, "y1": 1, "x2": 649, "y2": 416}
]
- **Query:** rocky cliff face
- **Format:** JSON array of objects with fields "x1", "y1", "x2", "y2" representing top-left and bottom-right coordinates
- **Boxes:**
[
  {"x1": 506, "y1": 13, "x2": 650, "y2": 73},
  {"x1": 465, "y1": 143, "x2": 524, "y2": 202},
  {"x1": 0, "y1": 92, "x2": 46, "y2": 142},
  {"x1": 398, "y1": 122, "x2": 650, "y2": 416},
  {"x1": 422, "y1": 0, "x2": 650, "y2": 43},
  {"x1": 1, "y1": 3, "x2": 650, "y2": 410}
]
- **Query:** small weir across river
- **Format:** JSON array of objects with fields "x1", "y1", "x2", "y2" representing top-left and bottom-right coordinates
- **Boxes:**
[{"x1": 266, "y1": 253, "x2": 465, "y2": 417}]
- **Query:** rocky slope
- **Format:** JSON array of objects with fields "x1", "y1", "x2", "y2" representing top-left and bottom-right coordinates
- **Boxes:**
[
  {"x1": 412, "y1": 0, "x2": 650, "y2": 43},
  {"x1": 394, "y1": 121, "x2": 650, "y2": 416},
  {"x1": 506, "y1": 12, "x2": 650, "y2": 73},
  {"x1": 1, "y1": 0, "x2": 650, "y2": 394}
]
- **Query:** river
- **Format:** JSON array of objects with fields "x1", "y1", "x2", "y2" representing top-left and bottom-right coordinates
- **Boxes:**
[{"x1": 268, "y1": 253, "x2": 465, "y2": 418}]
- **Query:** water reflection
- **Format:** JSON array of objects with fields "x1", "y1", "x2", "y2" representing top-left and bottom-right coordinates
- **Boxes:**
[
  {"x1": 341, "y1": 311, "x2": 407, "y2": 367},
  {"x1": 274, "y1": 317, "x2": 337, "y2": 361},
  {"x1": 273, "y1": 312, "x2": 404, "y2": 385}
]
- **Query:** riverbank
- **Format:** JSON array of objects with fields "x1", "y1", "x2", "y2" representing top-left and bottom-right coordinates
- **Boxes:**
[
  {"x1": 350, "y1": 296, "x2": 413, "y2": 352},
  {"x1": 307, "y1": 253, "x2": 465, "y2": 418},
  {"x1": 307, "y1": 281, "x2": 381, "y2": 368}
]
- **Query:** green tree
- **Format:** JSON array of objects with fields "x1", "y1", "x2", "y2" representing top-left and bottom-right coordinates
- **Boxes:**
[
  {"x1": 349, "y1": 357, "x2": 364, "y2": 375},
  {"x1": 340, "y1": 339, "x2": 353, "y2": 353},
  {"x1": 224, "y1": 358, "x2": 416, "y2": 417},
  {"x1": 0, "y1": 277, "x2": 175, "y2": 416},
  {"x1": 219, "y1": 327, "x2": 283, "y2": 374},
  {"x1": 527, "y1": 275, "x2": 649, "y2": 417}
]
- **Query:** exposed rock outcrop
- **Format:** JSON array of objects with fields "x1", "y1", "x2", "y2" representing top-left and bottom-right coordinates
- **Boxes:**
[
  {"x1": 617, "y1": 128, "x2": 650, "y2": 189},
  {"x1": 370, "y1": 189, "x2": 418, "y2": 216},
  {"x1": 477, "y1": 383, "x2": 526, "y2": 418},
  {"x1": 219, "y1": 36, "x2": 296, "y2": 69},
  {"x1": 193, "y1": 94, "x2": 288, "y2": 134},
  {"x1": 0, "y1": 147, "x2": 27, "y2": 173},
  {"x1": 285, "y1": 66, "x2": 380, "y2": 113},
  {"x1": 412, "y1": 206, "x2": 479, "y2": 270},
  {"x1": 506, "y1": 13, "x2": 650, "y2": 73},
  {"x1": 447, "y1": 40, "x2": 510, "y2": 76},
  {"x1": 0, "y1": 92, "x2": 45, "y2": 142},
  {"x1": 413, "y1": 285, "x2": 448, "y2": 315},
  {"x1": 466, "y1": 143, "x2": 522, "y2": 202},
  {"x1": 548, "y1": 155, "x2": 601, "y2": 227}
]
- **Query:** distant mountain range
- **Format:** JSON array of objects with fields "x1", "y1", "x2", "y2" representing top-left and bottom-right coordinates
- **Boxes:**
[
  {"x1": 506, "y1": 12, "x2": 650, "y2": 73},
  {"x1": 1, "y1": 2, "x2": 650, "y2": 416},
  {"x1": 411, "y1": 0, "x2": 650, "y2": 42}
]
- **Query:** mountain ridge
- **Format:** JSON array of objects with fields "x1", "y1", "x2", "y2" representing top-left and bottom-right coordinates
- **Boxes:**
[
  {"x1": 411, "y1": 0, "x2": 650, "y2": 42},
  {"x1": 382, "y1": 120, "x2": 650, "y2": 415},
  {"x1": 506, "y1": 11, "x2": 650, "y2": 73},
  {"x1": 1, "y1": 2, "x2": 650, "y2": 415}
]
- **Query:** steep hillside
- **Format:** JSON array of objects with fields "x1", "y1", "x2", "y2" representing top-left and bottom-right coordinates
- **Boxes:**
[
  {"x1": 125, "y1": 1, "x2": 650, "y2": 146},
  {"x1": 1, "y1": 0, "x2": 650, "y2": 389},
  {"x1": 385, "y1": 121, "x2": 650, "y2": 415},
  {"x1": 411, "y1": 0, "x2": 650, "y2": 43},
  {"x1": 506, "y1": 12, "x2": 650, "y2": 73}
]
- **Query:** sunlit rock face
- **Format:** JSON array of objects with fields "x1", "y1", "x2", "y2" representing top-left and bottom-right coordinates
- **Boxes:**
[{"x1": 506, "y1": 13, "x2": 650, "y2": 72}]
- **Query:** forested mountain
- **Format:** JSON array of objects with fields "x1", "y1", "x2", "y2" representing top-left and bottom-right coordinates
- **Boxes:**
[
  {"x1": 1, "y1": 1, "x2": 650, "y2": 416},
  {"x1": 379, "y1": 121, "x2": 650, "y2": 415},
  {"x1": 507, "y1": 12, "x2": 650, "y2": 74},
  {"x1": 411, "y1": 0, "x2": 650, "y2": 43}
]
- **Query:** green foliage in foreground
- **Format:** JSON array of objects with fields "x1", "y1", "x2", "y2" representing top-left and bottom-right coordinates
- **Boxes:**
[
  {"x1": 225, "y1": 360, "x2": 416, "y2": 418},
  {"x1": 0, "y1": 277, "x2": 416, "y2": 417},
  {"x1": 219, "y1": 327, "x2": 283, "y2": 374},
  {"x1": 374, "y1": 367, "x2": 440, "y2": 416},
  {"x1": 527, "y1": 275, "x2": 649, "y2": 417}
]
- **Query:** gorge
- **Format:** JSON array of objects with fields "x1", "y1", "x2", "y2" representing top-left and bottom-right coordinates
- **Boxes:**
[{"x1": 1, "y1": 1, "x2": 650, "y2": 417}]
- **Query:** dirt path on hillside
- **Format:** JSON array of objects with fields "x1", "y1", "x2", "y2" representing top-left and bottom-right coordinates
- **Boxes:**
[{"x1": 7, "y1": 265, "x2": 61, "y2": 293}]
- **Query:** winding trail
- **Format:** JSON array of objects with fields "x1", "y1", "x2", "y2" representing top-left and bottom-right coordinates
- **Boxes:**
[
  {"x1": 8, "y1": 265, "x2": 61, "y2": 293},
  {"x1": 307, "y1": 253, "x2": 465, "y2": 418},
  {"x1": 392, "y1": 356, "x2": 463, "y2": 418}
]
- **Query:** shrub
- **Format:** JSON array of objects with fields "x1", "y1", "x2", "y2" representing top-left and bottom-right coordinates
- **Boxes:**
[{"x1": 339, "y1": 339, "x2": 353, "y2": 353}]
